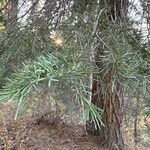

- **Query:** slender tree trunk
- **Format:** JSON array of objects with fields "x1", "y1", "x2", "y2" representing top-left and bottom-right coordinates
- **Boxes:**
[
  {"x1": 6, "y1": 0, "x2": 18, "y2": 33},
  {"x1": 134, "y1": 91, "x2": 140, "y2": 149},
  {"x1": 86, "y1": 0, "x2": 128, "y2": 149}
]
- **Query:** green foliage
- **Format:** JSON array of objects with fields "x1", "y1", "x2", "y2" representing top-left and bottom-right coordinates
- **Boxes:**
[{"x1": 0, "y1": 40, "x2": 103, "y2": 128}]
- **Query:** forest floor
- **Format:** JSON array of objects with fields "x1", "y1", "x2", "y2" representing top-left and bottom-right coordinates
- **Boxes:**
[
  {"x1": 0, "y1": 102, "x2": 102, "y2": 150},
  {"x1": 0, "y1": 102, "x2": 149, "y2": 150}
]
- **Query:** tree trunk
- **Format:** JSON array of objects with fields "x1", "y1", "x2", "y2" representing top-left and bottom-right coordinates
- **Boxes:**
[
  {"x1": 86, "y1": 0, "x2": 128, "y2": 149},
  {"x1": 86, "y1": 68, "x2": 124, "y2": 150},
  {"x1": 6, "y1": 0, "x2": 18, "y2": 33},
  {"x1": 134, "y1": 91, "x2": 140, "y2": 149}
]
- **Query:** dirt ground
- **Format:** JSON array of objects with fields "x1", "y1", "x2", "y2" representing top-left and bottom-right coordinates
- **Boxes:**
[
  {"x1": 0, "y1": 102, "x2": 102, "y2": 150},
  {"x1": 0, "y1": 102, "x2": 149, "y2": 150}
]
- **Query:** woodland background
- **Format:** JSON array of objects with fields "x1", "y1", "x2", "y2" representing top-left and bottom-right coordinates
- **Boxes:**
[{"x1": 0, "y1": 0, "x2": 150, "y2": 150}]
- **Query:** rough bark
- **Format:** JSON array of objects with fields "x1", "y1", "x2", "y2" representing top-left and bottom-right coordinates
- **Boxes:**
[
  {"x1": 86, "y1": 0, "x2": 128, "y2": 150},
  {"x1": 86, "y1": 68, "x2": 124, "y2": 150}
]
